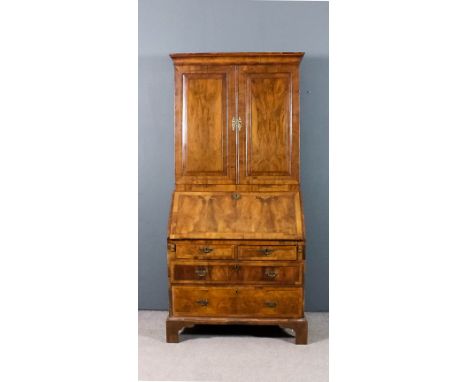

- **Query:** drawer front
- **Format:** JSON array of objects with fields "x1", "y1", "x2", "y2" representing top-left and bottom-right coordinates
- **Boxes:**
[
  {"x1": 172, "y1": 286, "x2": 303, "y2": 318},
  {"x1": 237, "y1": 287, "x2": 303, "y2": 317},
  {"x1": 237, "y1": 264, "x2": 301, "y2": 284},
  {"x1": 238, "y1": 245, "x2": 297, "y2": 261},
  {"x1": 172, "y1": 286, "x2": 238, "y2": 317},
  {"x1": 172, "y1": 263, "x2": 237, "y2": 283},
  {"x1": 175, "y1": 244, "x2": 235, "y2": 260},
  {"x1": 171, "y1": 263, "x2": 301, "y2": 285}
]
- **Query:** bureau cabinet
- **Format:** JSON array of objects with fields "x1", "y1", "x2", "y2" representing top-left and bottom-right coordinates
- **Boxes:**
[{"x1": 166, "y1": 52, "x2": 308, "y2": 344}]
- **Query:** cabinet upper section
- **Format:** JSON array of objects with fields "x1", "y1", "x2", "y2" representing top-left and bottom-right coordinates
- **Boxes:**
[{"x1": 171, "y1": 52, "x2": 304, "y2": 186}]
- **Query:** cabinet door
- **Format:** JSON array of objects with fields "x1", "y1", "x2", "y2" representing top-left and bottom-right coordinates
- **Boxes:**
[
  {"x1": 238, "y1": 65, "x2": 300, "y2": 184},
  {"x1": 175, "y1": 65, "x2": 236, "y2": 184}
]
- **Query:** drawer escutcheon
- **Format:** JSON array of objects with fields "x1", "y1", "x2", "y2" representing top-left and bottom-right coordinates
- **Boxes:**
[
  {"x1": 264, "y1": 270, "x2": 278, "y2": 279},
  {"x1": 199, "y1": 247, "x2": 213, "y2": 254},
  {"x1": 258, "y1": 248, "x2": 274, "y2": 256},
  {"x1": 196, "y1": 299, "x2": 209, "y2": 307}
]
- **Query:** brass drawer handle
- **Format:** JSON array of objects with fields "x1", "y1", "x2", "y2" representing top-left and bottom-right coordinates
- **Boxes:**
[
  {"x1": 258, "y1": 248, "x2": 274, "y2": 256},
  {"x1": 264, "y1": 270, "x2": 278, "y2": 279},
  {"x1": 196, "y1": 299, "x2": 209, "y2": 307},
  {"x1": 200, "y1": 247, "x2": 213, "y2": 254},
  {"x1": 256, "y1": 195, "x2": 275, "y2": 202},
  {"x1": 264, "y1": 301, "x2": 277, "y2": 308},
  {"x1": 195, "y1": 268, "x2": 208, "y2": 277}
]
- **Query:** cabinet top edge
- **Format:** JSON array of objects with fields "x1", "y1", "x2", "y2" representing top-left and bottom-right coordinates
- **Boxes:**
[
  {"x1": 170, "y1": 52, "x2": 305, "y2": 65},
  {"x1": 170, "y1": 52, "x2": 305, "y2": 57}
]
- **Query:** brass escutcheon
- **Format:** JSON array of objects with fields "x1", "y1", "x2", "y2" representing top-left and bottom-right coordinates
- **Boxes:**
[
  {"x1": 231, "y1": 193, "x2": 241, "y2": 200},
  {"x1": 196, "y1": 299, "x2": 209, "y2": 307},
  {"x1": 200, "y1": 247, "x2": 213, "y2": 254}
]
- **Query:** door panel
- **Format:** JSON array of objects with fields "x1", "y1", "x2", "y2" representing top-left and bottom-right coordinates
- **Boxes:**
[
  {"x1": 248, "y1": 74, "x2": 290, "y2": 175},
  {"x1": 238, "y1": 65, "x2": 300, "y2": 184},
  {"x1": 175, "y1": 65, "x2": 236, "y2": 184}
]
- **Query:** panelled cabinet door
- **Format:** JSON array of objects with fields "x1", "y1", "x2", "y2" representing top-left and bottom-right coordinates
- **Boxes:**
[
  {"x1": 238, "y1": 65, "x2": 300, "y2": 184},
  {"x1": 174, "y1": 65, "x2": 236, "y2": 184}
]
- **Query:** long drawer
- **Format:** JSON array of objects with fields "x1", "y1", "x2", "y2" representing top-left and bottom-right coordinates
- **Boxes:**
[
  {"x1": 171, "y1": 286, "x2": 303, "y2": 318},
  {"x1": 171, "y1": 262, "x2": 301, "y2": 285}
]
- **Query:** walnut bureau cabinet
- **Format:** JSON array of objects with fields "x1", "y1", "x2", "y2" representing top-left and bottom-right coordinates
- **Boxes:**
[{"x1": 166, "y1": 52, "x2": 308, "y2": 344}]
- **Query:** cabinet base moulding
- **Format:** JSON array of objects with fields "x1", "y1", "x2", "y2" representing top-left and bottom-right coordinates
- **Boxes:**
[{"x1": 166, "y1": 316, "x2": 308, "y2": 345}]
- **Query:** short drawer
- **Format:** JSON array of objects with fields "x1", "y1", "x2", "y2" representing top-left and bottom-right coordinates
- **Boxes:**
[
  {"x1": 175, "y1": 244, "x2": 235, "y2": 260},
  {"x1": 172, "y1": 263, "x2": 236, "y2": 283},
  {"x1": 171, "y1": 262, "x2": 301, "y2": 285},
  {"x1": 238, "y1": 245, "x2": 297, "y2": 261},
  {"x1": 171, "y1": 286, "x2": 303, "y2": 318},
  {"x1": 237, "y1": 264, "x2": 301, "y2": 284}
]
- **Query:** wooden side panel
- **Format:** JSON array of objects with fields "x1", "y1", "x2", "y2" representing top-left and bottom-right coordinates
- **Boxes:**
[
  {"x1": 169, "y1": 192, "x2": 304, "y2": 240},
  {"x1": 175, "y1": 65, "x2": 236, "y2": 184},
  {"x1": 172, "y1": 286, "x2": 303, "y2": 318},
  {"x1": 238, "y1": 65, "x2": 300, "y2": 184}
]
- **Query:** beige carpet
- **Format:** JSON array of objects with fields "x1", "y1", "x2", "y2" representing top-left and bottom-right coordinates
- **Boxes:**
[{"x1": 139, "y1": 311, "x2": 329, "y2": 381}]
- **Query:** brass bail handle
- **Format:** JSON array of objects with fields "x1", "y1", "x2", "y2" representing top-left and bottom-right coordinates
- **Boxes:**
[
  {"x1": 264, "y1": 270, "x2": 278, "y2": 279},
  {"x1": 195, "y1": 267, "x2": 208, "y2": 277}
]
